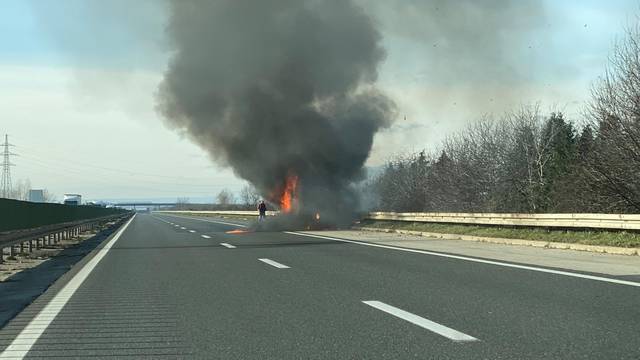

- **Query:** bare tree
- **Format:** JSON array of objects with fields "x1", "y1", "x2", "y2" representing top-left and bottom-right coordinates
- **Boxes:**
[
  {"x1": 586, "y1": 23, "x2": 640, "y2": 211},
  {"x1": 10, "y1": 179, "x2": 31, "y2": 201},
  {"x1": 216, "y1": 189, "x2": 235, "y2": 206},
  {"x1": 43, "y1": 189, "x2": 57, "y2": 203},
  {"x1": 502, "y1": 105, "x2": 557, "y2": 212},
  {"x1": 239, "y1": 185, "x2": 260, "y2": 206},
  {"x1": 176, "y1": 197, "x2": 190, "y2": 210},
  {"x1": 370, "y1": 21, "x2": 640, "y2": 214},
  {"x1": 372, "y1": 106, "x2": 582, "y2": 213}
]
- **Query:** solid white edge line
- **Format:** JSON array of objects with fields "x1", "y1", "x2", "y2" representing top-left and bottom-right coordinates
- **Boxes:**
[
  {"x1": 162, "y1": 214, "x2": 247, "y2": 228},
  {"x1": 201, "y1": 235, "x2": 211, "y2": 239},
  {"x1": 258, "y1": 258, "x2": 290, "y2": 269},
  {"x1": 189, "y1": 230, "x2": 196, "y2": 233},
  {"x1": 0, "y1": 215, "x2": 137, "y2": 359},
  {"x1": 362, "y1": 301, "x2": 478, "y2": 342},
  {"x1": 285, "y1": 232, "x2": 640, "y2": 288},
  {"x1": 220, "y1": 243, "x2": 236, "y2": 249}
]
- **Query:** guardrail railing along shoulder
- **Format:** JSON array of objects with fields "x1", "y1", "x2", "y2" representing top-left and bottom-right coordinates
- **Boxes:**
[
  {"x1": 0, "y1": 213, "x2": 132, "y2": 264},
  {"x1": 366, "y1": 212, "x2": 640, "y2": 230},
  {"x1": 154, "y1": 209, "x2": 640, "y2": 231},
  {"x1": 156, "y1": 210, "x2": 278, "y2": 216}
]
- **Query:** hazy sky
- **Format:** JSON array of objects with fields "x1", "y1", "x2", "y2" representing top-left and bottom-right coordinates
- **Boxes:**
[{"x1": 1, "y1": 0, "x2": 637, "y2": 202}]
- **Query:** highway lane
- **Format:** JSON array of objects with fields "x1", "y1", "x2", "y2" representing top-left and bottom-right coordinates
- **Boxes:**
[{"x1": 1, "y1": 213, "x2": 639, "y2": 359}]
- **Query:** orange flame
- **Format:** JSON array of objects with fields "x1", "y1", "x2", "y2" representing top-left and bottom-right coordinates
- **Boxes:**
[
  {"x1": 226, "y1": 229, "x2": 250, "y2": 234},
  {"x1": 280, "y1": 174, "x2": 299, "y2": 213}
]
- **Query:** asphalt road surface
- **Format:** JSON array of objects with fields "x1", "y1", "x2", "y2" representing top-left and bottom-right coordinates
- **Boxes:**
[{"x1": 1, "y1": 213, "x2": 639, "y2": 359}]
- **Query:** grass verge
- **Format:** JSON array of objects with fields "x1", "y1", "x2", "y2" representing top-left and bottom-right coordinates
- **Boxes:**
[{"x1": 359, "y1": 220, "x2": 640, "y2": 248}]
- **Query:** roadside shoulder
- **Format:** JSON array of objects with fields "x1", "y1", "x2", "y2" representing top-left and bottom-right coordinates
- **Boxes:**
[
  {"x1": 301, "y1": 229, "x2": 640, "y2": 278},
  {"x1": 354, "y1": 226, "x2": 639, "y2": 256},
  {"x1": 0, "y1": 215, "x2": 133, "y2": 329}
]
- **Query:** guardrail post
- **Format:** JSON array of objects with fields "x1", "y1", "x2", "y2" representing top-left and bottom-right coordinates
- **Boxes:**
[
  {"x1": 0, "y1": 248, "x2": 3, "y2": 264},
  {"x1": 20, "y1": 242, "x2": 24, "y2": 254},
  {"x1": 29, "y1": 240, "x2": 33, "y2": 253},
  {"x1": 35, "y1": 237, "x2": 41, "y2": 250},
  {"x1": 9, "y1": 246, "x2": 15, "y2": 258}
]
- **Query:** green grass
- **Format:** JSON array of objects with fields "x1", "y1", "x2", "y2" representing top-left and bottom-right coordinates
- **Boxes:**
[{"x1": 359, "y1": 220, "x2": 640, "y2": 248}]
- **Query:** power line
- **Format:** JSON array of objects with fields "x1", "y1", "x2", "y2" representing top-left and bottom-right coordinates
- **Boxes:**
[
  {"x1": 1, "y1": 134, "x2": 17, "y2": 199},
  {"x1": 17, "y1": 156, "x2": 238, "y2": 191},
  {"x1": 11, "y1": 137, "x2": 228, "y2": 182},
  {"x1": 7, "y1": 135, "x2": 242, "y2": 198},
  {"x1": 16, "y1": 157, "x2": 228, "y2": 195}
]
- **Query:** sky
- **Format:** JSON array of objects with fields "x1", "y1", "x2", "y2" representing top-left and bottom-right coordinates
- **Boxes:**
[{"x1": 0, "y1": 0, "x2": 638, "y2": 202}]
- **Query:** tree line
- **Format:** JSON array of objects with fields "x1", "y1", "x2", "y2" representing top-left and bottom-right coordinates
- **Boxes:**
[
  {"x1": 371, "y1": 25, "x2": 640, "y2": 214},
  {"x1": 6, "y1": 179, "x2": 56, "y2": 203}
]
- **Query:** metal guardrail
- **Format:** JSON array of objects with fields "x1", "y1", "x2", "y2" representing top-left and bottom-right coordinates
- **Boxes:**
[
  {"x1": 0, "y1": 213, "x2": 132, "y2": 264},
  {"x1": 366, "y1": 212, "x2": 640, "y2": 231},
  {"x1": 155, "y1": 210, "x2": 640, "y2": 231},
  {"x1": 156, "y1": 210, "x2": 278, "y2": 216}
]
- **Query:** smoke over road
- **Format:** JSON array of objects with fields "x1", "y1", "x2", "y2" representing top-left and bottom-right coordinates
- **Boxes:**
[{"x1": 158, "y1": 1, "x2": 396, "y2": 222}]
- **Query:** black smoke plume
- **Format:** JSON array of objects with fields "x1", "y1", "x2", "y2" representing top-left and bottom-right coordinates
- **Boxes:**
[{"x1": 158, "y1": 1, "x2": 396, "y2": 223}]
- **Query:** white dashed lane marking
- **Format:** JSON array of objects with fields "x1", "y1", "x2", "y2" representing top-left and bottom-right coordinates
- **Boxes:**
[
  {"x1": 258, "y1": 258, "x2": 289, "y2": 269},
  {"x1": 362, "y1": 301, "x2": 478, "y2": 342}
]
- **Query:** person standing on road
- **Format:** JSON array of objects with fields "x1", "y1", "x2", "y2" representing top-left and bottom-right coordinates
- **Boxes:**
[{"x1": 258, "y1": 200, "x2": 267, "y2": 221}]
